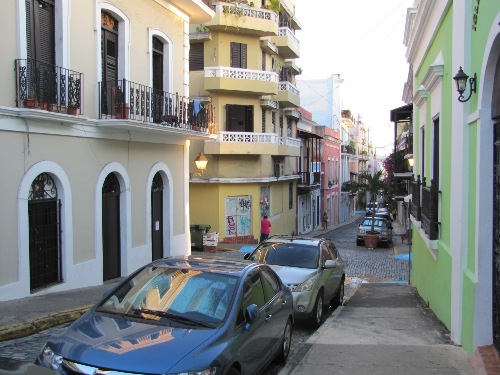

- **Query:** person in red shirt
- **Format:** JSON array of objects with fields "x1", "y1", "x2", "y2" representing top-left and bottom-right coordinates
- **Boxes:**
[{"x1": 260, "y1": 215, "x2": 271, "y2": 243}]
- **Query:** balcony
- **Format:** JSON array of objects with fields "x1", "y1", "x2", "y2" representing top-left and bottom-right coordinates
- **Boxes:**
[
  {"x1": 341, "y1": 145, "x2": 355, "y2": 155},
  {"x1": 410, "y1": 175, "x2": 439, "y2": 240},
  {"x1": 272, "y1": 27, "x2": 300, "y2": 58},
  {"x1": 297, "y1": 171, "x2": 321, "y2": 194},
  {"x1": 206, "y1": 2, "x2": 279, "y2": 36},
  {"x1": 358, "y1": 152, "x2": 369, "y2": 160},
  {"x1": 15, "y1": 59, "x2": 83, "y2": 116},
  {"x1": 204, "y1": 131, "x2": 300, "y2": 156},
  {"x1": 277, "y1": 81, "x2": 300, "y2": 107},
  {"x1": 99, "y1": 79, "x2": 212, "y2": 134},
  {"x1": 205, "y1": 67, "x2": 278, "y2": 95}
]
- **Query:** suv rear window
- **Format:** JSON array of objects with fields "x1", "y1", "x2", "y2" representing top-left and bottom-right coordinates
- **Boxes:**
[{"x1": 249, "y1": 243, "x2": 319, "y2": 269}]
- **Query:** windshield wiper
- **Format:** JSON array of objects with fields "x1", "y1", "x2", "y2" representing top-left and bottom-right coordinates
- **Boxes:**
[{"x1": 132, "y1": 308, "x2": 214, "y2": 328}]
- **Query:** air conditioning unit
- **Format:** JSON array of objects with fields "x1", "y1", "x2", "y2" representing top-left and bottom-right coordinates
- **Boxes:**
[{"x1": 274, "y1": 163, "x2": 284, "y2": 177}]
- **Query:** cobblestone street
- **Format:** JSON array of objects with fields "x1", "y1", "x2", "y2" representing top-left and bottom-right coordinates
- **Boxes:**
[{"x1": 0, "y1": 216, "x2": 411, "y2": 375}]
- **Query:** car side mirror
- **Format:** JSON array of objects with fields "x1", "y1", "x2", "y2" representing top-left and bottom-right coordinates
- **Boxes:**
[
  {"x1": 244, "y1": 304, "x2": 259, "y2": 330},
  {"x1": 243, "y1": 253, "x2": 250, "y2": 260},
  {"x1": 324, "y1": 259, "x2": 336, "y2": 269}
]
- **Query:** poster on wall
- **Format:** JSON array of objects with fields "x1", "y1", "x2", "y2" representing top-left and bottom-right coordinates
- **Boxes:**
[{"x1": 225, "y1": 196, "x2": 252, "y2": 237}]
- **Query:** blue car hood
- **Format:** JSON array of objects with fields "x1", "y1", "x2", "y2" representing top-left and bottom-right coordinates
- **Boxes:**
[{"x1": 51, "y1": 313, "x2": 219, "y2": 374}]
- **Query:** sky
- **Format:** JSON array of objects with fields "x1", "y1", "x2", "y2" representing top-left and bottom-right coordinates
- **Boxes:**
[{"x1": 295, "y1": 0, "x2": 414, "y2": 154}]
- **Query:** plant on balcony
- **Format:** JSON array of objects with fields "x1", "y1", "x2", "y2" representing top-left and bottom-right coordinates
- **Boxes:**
[
  {"x1": 113, "y1": 86, "x2": 129, "y2": 119},
  {"x1": 24, "y1": 87, "x2": 36, "y2": 108},
  {"x1": 195, "y1": 24, "x2": 208, "y2": 33},
  {"x1": 222, "y1": 3, "x2": 245, "y2": 30}
]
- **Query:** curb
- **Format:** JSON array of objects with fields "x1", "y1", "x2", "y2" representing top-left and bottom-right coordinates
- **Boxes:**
[{"x1": 0, "y1": 305, "x2": 92, "y2": 342}]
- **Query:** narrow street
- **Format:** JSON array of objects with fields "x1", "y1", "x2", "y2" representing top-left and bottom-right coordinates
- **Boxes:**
[{"x1": 0, "y1": 217, "x2": 411, "y2": 374}]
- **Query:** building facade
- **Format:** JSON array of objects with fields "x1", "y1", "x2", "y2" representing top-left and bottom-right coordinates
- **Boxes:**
[
  {"x1": 0, "y1": 0, "x2": 213, "y2": 301},
  {"x1": 404, "y1": 0, "x2": 500, "y2": 354},
  {"x1": 188, "y1": 0, "x2": 302, "y2": 244}
]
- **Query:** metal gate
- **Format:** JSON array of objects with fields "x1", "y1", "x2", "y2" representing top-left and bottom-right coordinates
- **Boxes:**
[
  {"x1": 28, "y1": 173, "x2": 61, "y2": 292},
  {"x1": 151, "y1": 173, "x2": 164, "y2": 261},
  {"x1": 102, "y1": 173, "x2": 121, "y2": 281}
]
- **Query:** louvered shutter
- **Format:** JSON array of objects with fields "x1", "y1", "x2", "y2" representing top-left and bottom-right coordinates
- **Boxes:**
[
  {"x1": 34, "y1": 0, "x2": 55, "y2": 65},
  {"x1": 226, "y1": 104, "x2": 237, "y2": 131},
  {"x1": 230, "y1": 42, "x2": 239, "y2": 68},
  {"x1": 245, "y1": 105, "x2": 253, "y2": 132},
  {"x1": 241, "y1": 43, "x2": 247, "y2": 69},
  {"x1": 152, "y1": 37, "x2": 163, "y2": 91},
  {"x1": 189, "y1": 43, "x2": 204, "y2": 71},
  {"x1": 25, "y1": 0, "x2": 34, "y2": 61}
]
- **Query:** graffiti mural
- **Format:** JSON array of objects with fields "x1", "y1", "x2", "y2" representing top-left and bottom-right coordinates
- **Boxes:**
[{"x1": 225, "y1": 196, "x2": 252, "y2": 237}]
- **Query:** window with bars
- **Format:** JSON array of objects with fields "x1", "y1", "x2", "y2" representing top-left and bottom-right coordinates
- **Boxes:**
[
  {"x1": 262, "y1": 52, "x2": 266, "y2": 71},
  {"x1": 279, "y1": 115, "x2": 284, "y2": 136},
  {"x1": 272, "y1": 112, "x2": 276, "y2": 133},
  {"x1": 287, "y1": 118, "x2": 292, "y2": 137}
]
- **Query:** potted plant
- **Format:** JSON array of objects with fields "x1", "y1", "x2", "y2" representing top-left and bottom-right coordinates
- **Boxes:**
[
  {"x1": 351, "y1": 170, "x2": 385, "y2": 249},
  {"x1": 113, "y1": 86, "x2": 129, "y2": 119},
  {"x1": 24, "y1": 88, "x2": 36, "y2": 108}
]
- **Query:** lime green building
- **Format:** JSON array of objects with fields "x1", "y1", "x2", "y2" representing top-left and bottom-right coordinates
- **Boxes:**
[{"x1": 404, "y1": 0, "x2": 500, "y2": 354}]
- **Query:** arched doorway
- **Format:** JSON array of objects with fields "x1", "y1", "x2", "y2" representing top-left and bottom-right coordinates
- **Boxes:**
[
  {"x1": 28, "y1": 173, "x2": 61, "y2": 292},
  {"x1": 151, "y1": 172, "x2": 164, "y2": 261},
  {"x1": 102, "y1": 173, "x2": 121, "y2": 281},
  {"x1": 492, "y1": 52, "x2": 500, "y2": 350}
]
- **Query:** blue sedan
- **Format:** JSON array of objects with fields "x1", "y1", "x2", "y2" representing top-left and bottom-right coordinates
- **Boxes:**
[{"x1": 36, "y1": 256, "x2": 294, "y2": 375}]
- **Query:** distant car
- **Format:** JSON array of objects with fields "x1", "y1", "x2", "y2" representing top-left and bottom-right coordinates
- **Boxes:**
[
  {"x1": 245, "y1": 235, "x2": 345, "y2": 328},
  {"x1": 374, "y1": 211, "x2": 393, "y2": 223},
  {"x1": 366, "y1": 202, "x2": 378, "y2": 215},
  {"x1": 36, "y1": 256, "x2": 294, "y2": 375},
  {"x1": 357, "y1": 217, "x2": 393, "y2": 246}
]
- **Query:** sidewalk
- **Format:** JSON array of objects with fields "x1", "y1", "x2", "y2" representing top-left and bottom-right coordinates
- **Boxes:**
[{"x1": 279, "y1": 283, "x2": 477, "y2": 375}]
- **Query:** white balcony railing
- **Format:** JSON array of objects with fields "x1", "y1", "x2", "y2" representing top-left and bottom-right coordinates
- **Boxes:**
[
  {"x1": 212, "y1": 2, "x2": 279, "y2": 23},
  {"x1": 214, "y1": 131, "x2": 301, "y2": 147},
  {"x1": 205, "y1": 67, "x2": 279, "y2": 83},
  {"x1": 278, "y1": 81, "x2": 299, "y2": 96},
  {"x1": 278, "y1": 27, "x2": 300, "y2": 51}
]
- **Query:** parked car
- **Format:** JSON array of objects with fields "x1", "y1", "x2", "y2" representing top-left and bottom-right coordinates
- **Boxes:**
[
  {"x1": 374, "y1": 211, "x2": 393, "y2": 223},
  {"x1": 356, "y1": 217, "x2": 393, "y2": 246},
  {"x1": 366, "y1": 202, "x2": 378, "y2": 215},
  {"x1": 245, "y1": 235, "x2": 345, "y2": 328},
  {"x1": 36, "y1": 256, "x2": 294, "y2": 375}
]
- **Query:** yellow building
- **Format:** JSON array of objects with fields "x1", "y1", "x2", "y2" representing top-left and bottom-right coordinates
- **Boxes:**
[{"x1": 188, "y1": 0, "x2": 301, "y2": 244}]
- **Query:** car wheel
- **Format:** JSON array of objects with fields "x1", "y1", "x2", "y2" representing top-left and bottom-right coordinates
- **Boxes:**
[
  {"x1": 276, "y1": 318, "x2": 292, "y2": 363},
  {"x1": 308, "y1": 292, "x2": 324, "y2": 329},
  {"x1": 226, "y1": 367, "x2": 240, "y2": 375},
  {"x1": 331, "y1": 278, "x2": 345, "y2": 308}
]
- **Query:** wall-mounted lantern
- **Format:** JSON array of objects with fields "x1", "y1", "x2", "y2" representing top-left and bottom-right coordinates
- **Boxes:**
[
  {"x1": 453, "y1": 66, "x2": 477, "y2": 103},
  {"x1": 190, "y1": 153, "x2": 208, "y2": 178}
]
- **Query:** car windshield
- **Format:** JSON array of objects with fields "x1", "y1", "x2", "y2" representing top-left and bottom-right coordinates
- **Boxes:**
[
  {"x1": 362, "y1": 218, "x2": 386, "y2": 227},
  {"x1": 96, "y1": 266, "x2": 238, "y2": 325},
  {"x1": 249, "y1": 242, "x2": 319, "y2": 269}
]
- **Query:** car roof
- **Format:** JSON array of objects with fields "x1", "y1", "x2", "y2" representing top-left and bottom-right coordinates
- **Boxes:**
[
  {"x1": 264, "y1": 235, "x2": 324, "y2": 245},
  {"x1": 149, "y1": 256, "x2": 256, "y2": 277}
]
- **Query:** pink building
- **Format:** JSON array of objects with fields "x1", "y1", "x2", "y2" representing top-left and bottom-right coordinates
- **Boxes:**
[{"x1": 318, "y1": 126, "x2": 342, "y2": 226}]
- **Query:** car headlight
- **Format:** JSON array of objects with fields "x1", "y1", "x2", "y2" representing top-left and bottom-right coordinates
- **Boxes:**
[
  {"x1": 381, "y1": 230, "x2": 388, "y2": 235},
  {"x1": 358, "y1": 229, "x2": 365, "y2": 235},
  {"x1": 39, "y1": 345, "x2": 62, "y2": 371},
  {"x1": 176, "y1": 368, "x2": 218, "y2": 375},
  {"x1": 296, "y1": 278, "x2": 317, "y2": 292}
]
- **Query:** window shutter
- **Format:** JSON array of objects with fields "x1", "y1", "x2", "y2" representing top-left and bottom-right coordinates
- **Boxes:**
[
  {"x1": 189, "y1": 43, "x2": 204, "y2": 71},
  {"x1": 25, "y1": 0, "x2": 34, "y2": 61},
  {"x1": 245, "y1": 105, "x2": 253, "y2": 132},
  {"x1": 241, "y1": 43, "x2": 247, "y2": 69},
  {"x1": 230, "y1": 42, "x2": 239, "y2": 68},
  {"x1": 152, "y1": 37, "x2": 163, "y2": 91},
  {"x1": 493, "y1": 55, "x2": 500, "y2": 120},
  {"x1": 34, "y1": 0, "x2": 55, "y2": 65}
]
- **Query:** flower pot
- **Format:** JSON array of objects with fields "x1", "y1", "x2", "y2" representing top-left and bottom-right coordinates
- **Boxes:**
[
  {"x1": 38, "y1": 100, "x2": 47, "y2": 110},
  {"x1": 114, "y1": 106, "x2": 130, "y2": 119},
  {"x1": 364, "y1": 233, "x2": 379, "y2": 249},
  {"x1": 24, "y1": 98, "x2": 36, "y2": 108},
  {"x1": 67, "y1": 106, "x2": 78, "y2": 115}
]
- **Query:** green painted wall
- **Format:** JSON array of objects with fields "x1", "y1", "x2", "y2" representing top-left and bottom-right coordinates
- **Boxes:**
[{"x1": 411, "y1": 5, "x2": 453, "y2": 330}]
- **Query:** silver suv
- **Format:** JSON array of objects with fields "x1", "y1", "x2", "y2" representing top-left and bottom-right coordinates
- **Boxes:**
[{"x1": 245, "y1": 235, "x2": 345, "y2": 328}]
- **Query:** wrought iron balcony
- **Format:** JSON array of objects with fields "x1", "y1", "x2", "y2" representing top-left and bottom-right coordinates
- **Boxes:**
[
  {"x1": 15, "y1": 59, "x2": 83, "y2": 115},
  {"x1": 99, "y1": 79, "x2": 213, "y2": 132},
  {"x1": 297, "y1": 172, "x2": 321, "y2": 194},
  {"x1": 410, "y1": 175, "x2": 439, "y2": 240},
  {"x1": 341, "y1": 145, "x2": 355, "y2": 155}
]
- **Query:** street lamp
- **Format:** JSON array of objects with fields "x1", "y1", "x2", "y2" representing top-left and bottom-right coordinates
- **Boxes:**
[
  {"x1": 191, "y1": 153, "x2": 208, "y2": 178},
  {"x1": 453, "y1": 66, "x2": 477, "y2": 103}
]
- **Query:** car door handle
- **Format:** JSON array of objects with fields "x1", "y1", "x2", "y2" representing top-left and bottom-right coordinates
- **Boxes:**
[
  {"x1": 266, "y1": 314, "x2": 272, "y2": 321},
  {"x1": 282, "y1": 300, "x2": 287, "y2": 306}
]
